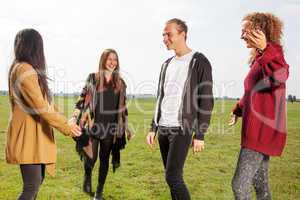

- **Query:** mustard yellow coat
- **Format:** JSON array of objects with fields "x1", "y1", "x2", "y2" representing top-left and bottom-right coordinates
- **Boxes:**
[{"x1": 6, "y1": 62, "x2": 72, "y2": 176}]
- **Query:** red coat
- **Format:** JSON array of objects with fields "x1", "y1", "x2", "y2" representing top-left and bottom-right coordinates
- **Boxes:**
[{"x1": 233, "y1": 42, "x2": 289, "y2": 156}]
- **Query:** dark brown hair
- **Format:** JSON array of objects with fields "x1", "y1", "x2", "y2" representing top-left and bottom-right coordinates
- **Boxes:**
[
  {"x1": 167, "y1": 18, "x2": 188, "y2": 40},
  {"x1": 96, "y1": 48, "x2": 122, "y2": 93},
  {"x1": 8, "y1": 29, "x2": 52, "y2": 103}
]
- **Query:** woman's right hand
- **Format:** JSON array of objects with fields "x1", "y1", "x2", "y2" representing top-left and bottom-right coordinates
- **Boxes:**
[
  {"x1": 70, "y1": 123, "x2": 82, "y2": 137},
  {"x1": 228, "y1": 112, "x2": 238, "y2": 126}
]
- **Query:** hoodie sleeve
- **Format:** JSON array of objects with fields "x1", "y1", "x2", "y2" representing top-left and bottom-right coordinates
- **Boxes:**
[
  {"x1": 195, "y1": 54, "x2": 214, "y2": 140},
  {"x1": 149, "y1": 60, "x2": 169, "y2": 133},
  {"x1": 149, "y1": 74, "x2": 161, "y2": 133}
]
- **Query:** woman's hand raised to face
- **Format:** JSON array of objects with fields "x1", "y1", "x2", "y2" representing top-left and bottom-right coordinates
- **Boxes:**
[{"x1": 246, "y1": 29, "x2": 267, "y2": 51}]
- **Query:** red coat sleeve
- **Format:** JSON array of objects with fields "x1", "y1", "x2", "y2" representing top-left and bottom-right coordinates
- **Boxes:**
[
  {"x1": 256, "y1": 43, "x2": 289, "y2": 89},
  {"x1": 232, "y1": 94, "x2": 245, "y2": 117}
]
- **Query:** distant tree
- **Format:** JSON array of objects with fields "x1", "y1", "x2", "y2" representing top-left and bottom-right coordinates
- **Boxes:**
[
  {"x1": 293, "y1": 96, "x2": 297, "y2": 103},
  {"x1": 0, "y1": 91, "x2": 8, "y2": 95},
  {"x1": 288, "y1": 94, "x2": 293, "y2": 103}
]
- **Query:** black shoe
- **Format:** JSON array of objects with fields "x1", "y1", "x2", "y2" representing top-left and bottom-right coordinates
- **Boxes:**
[
  {"x1": 93, "y1": 186, "x2": 104, "y2": 200},
  {"x1": 112, "y1": 163, "x2": 120, "y2": 173},
  {"x1": 93, "y1": 194, "x2": 104, "y2": 200},
  {"x1": 83, "y1": 174, "x2": 92, "y2": 195},
  {"x1": 93, "y1": 191, "x2": 104, "y2": 200}
]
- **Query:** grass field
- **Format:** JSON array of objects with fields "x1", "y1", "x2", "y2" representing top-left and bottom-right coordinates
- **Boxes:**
[{"x1": 0, "y1": 95, "x2": 299, "y2": 200}]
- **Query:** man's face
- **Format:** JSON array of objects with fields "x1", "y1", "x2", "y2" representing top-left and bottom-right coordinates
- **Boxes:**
[{"x1": 163, "y1": 22, "x2": 186, "y2": 50}]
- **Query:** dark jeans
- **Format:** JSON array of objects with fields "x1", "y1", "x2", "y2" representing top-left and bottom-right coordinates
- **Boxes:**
[
  {"x1": 84, "y1": 135, "x2": 114, "y2": 193},
  {"x1": 18, "y1": 164, "x2": 45, "y2": 200},
  {"x1": 158, "y1": 126, "x2": 192, "y2": 200},
  {"x1": 232, "y1": 148, "x2": 271, "y2": 200}
]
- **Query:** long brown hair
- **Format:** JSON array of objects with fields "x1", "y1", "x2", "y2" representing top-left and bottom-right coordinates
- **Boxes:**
[
  {"x1": 8, "y1": 29, "x2": 52, "y2": 103},
  {"x1": 242, "y1": 12, "x2": 284, "y2": 63},
  {"x1": 96, "y1": 48, "x2": 122, "y2": 93}
]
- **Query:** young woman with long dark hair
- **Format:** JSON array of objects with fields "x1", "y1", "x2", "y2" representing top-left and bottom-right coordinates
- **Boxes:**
[
  {"x1": 6, "y1": 28, "x2": 81, "y2": 199},
  {"x1": 72, "y1": 48, "x2": 133, "y2": 200}
]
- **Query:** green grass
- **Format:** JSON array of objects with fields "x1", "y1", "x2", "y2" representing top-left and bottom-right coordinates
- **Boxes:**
[{"x1": 0, "y1": 95, "x2": 299, "y2": 199}]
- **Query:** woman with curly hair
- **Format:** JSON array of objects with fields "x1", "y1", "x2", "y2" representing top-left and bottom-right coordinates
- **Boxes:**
[
  {"x1": 229, "y1": 12, "x2": 289, "y2": 200},
  {"x1": 71, "y1": 49, "x2": 134, "y2": 200}
]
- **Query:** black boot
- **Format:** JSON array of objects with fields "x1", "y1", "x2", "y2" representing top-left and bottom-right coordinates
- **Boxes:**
[
  {"x1": 112, "y1": 162, "x2": 120, "y2": 173},
  {"x1": 83, "y1": 159, "x2": 94, "y2": 196},
  {"x1": 93, "y1": 185, "x2": 104, "y2": 200},
  {"x1": 83, "y1": 173, "x2": 92, "y2": 195}
]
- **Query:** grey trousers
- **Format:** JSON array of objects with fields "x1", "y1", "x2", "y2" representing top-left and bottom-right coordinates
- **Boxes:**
[{"x1": 232, "y1": 148, "x2": 272, "y2": 200}]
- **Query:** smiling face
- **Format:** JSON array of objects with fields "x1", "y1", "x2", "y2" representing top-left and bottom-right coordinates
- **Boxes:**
[
  {"x1": 163, "y1": 22, "x2": 186, "y2": 50},
  {"x1": 104, "y1": 52, "x2": 118, "y2": 72}
]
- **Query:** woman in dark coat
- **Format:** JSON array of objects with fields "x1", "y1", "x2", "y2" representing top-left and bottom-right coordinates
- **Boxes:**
[
  {"x1": 71, "y1": 49, "x2": 134, "y2": 200},
  {"x1": 229, "y1": 12, "x2": 289, "y2": 200}
]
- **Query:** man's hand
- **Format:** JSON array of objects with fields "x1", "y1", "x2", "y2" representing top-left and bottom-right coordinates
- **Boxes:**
[
  {"x1": 146, "y1": 132, "x2": 156, "y2": 148},
  {"x1": 192, "y1": 139, "x2": 204, "y2": 153}
]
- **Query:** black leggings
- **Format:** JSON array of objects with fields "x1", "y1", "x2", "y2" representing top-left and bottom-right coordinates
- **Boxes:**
[
  {"x1": 232, "y1": 148, "x2": 271, "y2": 200},
  {"x1": 18, "y1": 164, "x2": 45, "y2": 200},
  {"x1": 84, "y1": 136, "x2": 114, "y2": 192},
  {"x1": 158, "y1": 126, "x2": 192, "y2": 200}
]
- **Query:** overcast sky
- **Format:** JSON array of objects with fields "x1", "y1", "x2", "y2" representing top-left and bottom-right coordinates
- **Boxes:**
[{"x1": 0, "y1": 0, "x2": 299, "y2": 98}]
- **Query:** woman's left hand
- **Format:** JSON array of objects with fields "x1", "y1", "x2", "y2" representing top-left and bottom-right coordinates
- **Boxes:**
[
  {"x1": 247, "y1": 29, "x2": 267, "y2": 51},
  {"x1": 229, "y1": 112, "x2": 238, "y2": 126}
]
